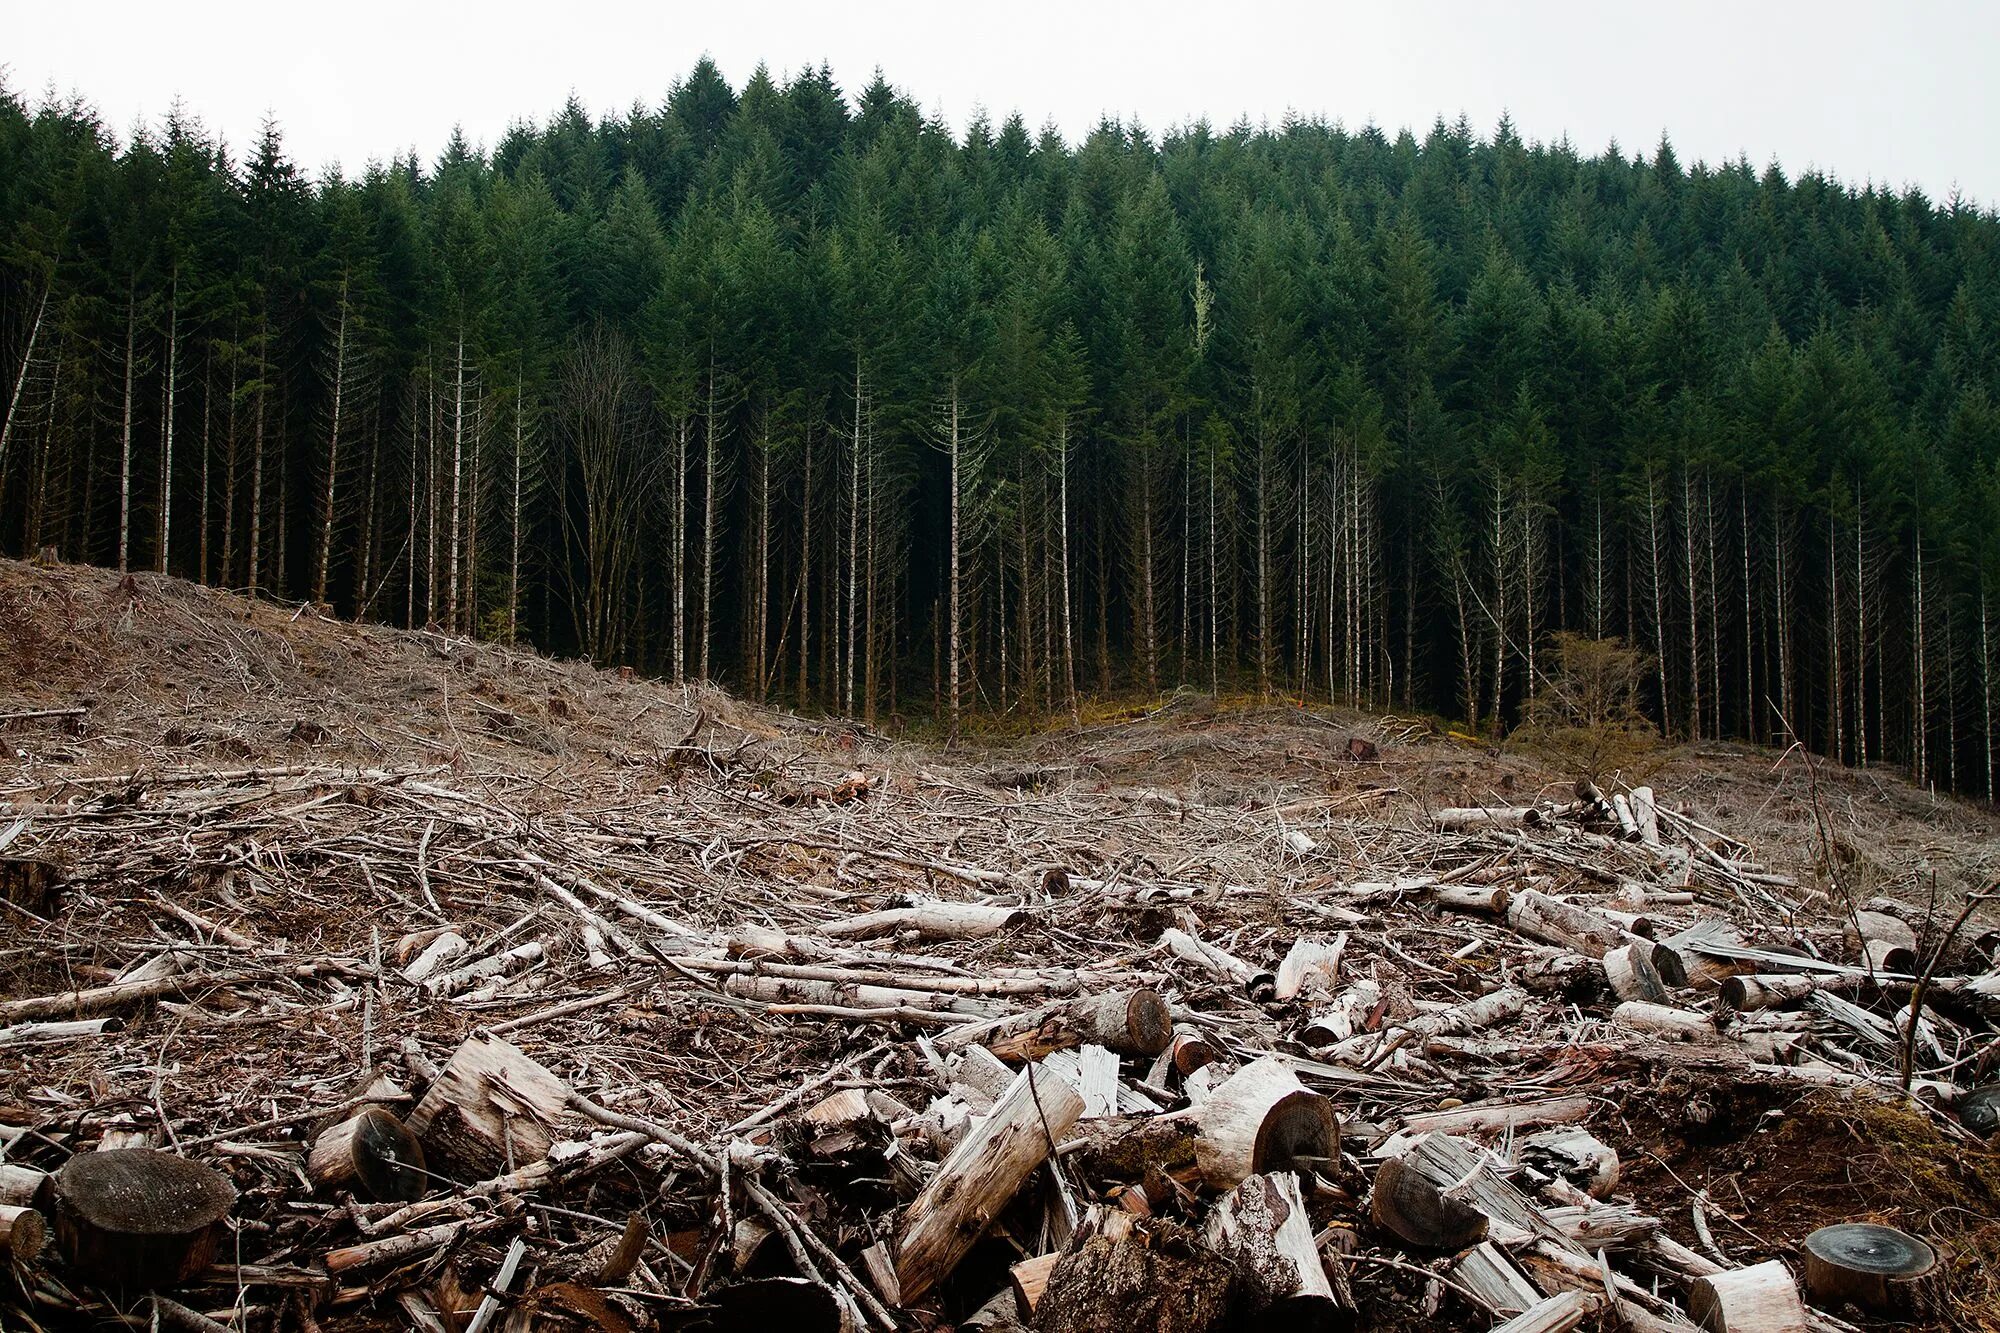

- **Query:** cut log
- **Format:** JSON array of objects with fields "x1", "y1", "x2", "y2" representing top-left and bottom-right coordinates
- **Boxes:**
[
  {"x1": 976, "y1": 989, "x2": 1174, "y2": 1063},
  {"x1": 1378, "y1": 1093, "x2": 1593, "y2": 1156},
  {"x1": 1604, "y1": 944, "x2": 1669, "y2": 1003},
  {"x1": 723, "y1": 973, "x2": 1001, "y2": 1018},
  {"x1": 1612, "y1": 1001, "x2": 1717, "y2": 1042},
  {"x1": 1160, "y1": 927, "x2": 1276, "y2": 999},
  {"x1": 1612, "y1": 794, "x2": 1640, "y2": 839},
  {"x1": 1718, "y1": 973, "x2": 1861, "y2": 1012},
  {"x1": 1630, "y1": 786, "x2": 1662, "y2": 845},
  {"x1": 1844, "y1": 912, "x2": 1918, "y2": 976},
  {"x1": 1434, "y1": 806, "x2": 1548, "y2": 832},
  {"x1": 0, "y1": 1163, "x2": 48, "y2": 1208},
  {"x1": 1507, "y1": 890, "x2": 1634, "y2": 959},
  {"x1": 407, "y1": 1032, "x2": 573, "y2": 1177},
  {"x1": 0, "y1": 1204, "x2": 45, "y2": 1263},
  {"x1": 1010, "y1": 1252, "x2": 1059, "y2": 1317},
  {"x1": 897, "y1": 1063, "x2": 1085, "y2": 1305},
  {"x1": 1369, "y1": 1154, "x2": 1489, "y2": 1249},
  {"x1": 1335, "y1": 986, "x2": 1526, "y2": 1067},
  {"x1": 1378, "y1": 1133, "x2": 1560, "y2": 1249},
  {"x1": 1031, "y1": 1219, "x2": 1233, "y2": 1333},
  {"x1": 1187, "y1": 1056, "x2": 1339, "y2": 1190},
  {"x1": 1449, "y1": 1240, "x2": 1541, "y2": 1317},
  {"x1": 1688, "y1": 1260, "x2": 1808, "y2": 1333},
  {"x1": 53, "y1": 1149, "x2": 237, "y2": 1289},
  {"x1": 1519, "y1": 1128, "x2": 1619, "y2": 1200},
  {"x1": 1275, "y1": 936, "x2": 1344, "y2": 1001},
  {"x1": 0, "y1": 1016, "x2": 125, "y2": 1045},
  {"x1": 821, "y1": 900, "x2": 1027, "y2": 941},
  {"x1": 1203, "y1": 1171, "x2": 1347, "y2": 1329},
  {"x1": 1491, "y1": 1290, "x2": 1602, "y2": 1333},
  {"x1": 1434, "y1": 884, "x2": 1512, "y2": 915},
  {"x1": 306, "y1": 1108, "x2": 426, "y2": 1202},
  {"x1": 1799, "y1": 1223, "x2": 1937, "y2": 1316}
]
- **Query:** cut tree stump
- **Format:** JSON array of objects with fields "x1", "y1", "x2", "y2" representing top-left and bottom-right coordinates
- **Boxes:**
[
  {"x1": 820, "y1": 900, "x2": 1025, "y2": 941},
  {"x1": 1800, "y1": 1223, "x2": 1937, "y2": 1316},
  {"x1": 1688, "y1": 1259, "x2": 1808, "y2": 1333},
  {"x1": 1031, "y1": 1219, "x2": 1234, "y2": 1332},
  {"x1": 53, "y1": 1149, "x2": 237, "y2": 1288},
  {"x1": 306, "y1": 1108, "x2": 427, "y2": 1202},
  {"x1": 978, "y1": 989, "x2": 1173, "y2": 1063},
  {"x1": 897, "y1": 1062, "x2": 1085, "y2": 1304},
  {"x1": 1187, "y1": 1056, "x2": 1339, "y2": 1189},
  {"x1": 407, "y1": 1032, "x2": 572, "y2": 1177},
  {"x1": 1203, "y1": 1171, "x2": 1350, "y2": 1329}
]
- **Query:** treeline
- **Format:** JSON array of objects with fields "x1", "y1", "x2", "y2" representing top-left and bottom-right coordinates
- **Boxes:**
[{"x1": 4, "y1": 61, "x2": 2000, "y2": 789}]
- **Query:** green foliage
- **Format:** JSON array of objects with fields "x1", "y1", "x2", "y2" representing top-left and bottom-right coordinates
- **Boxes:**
[{"x1": 1513, "y1": 633, "x2": 1661, "y2": 782}]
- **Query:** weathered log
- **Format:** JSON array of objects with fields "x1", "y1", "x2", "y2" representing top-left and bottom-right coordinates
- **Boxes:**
[
  {"x1": 1449, "y1": 1240, "x2": 1541, "y2": 1317},
  {"x1": 1377, "y1": 1093, "x2": 1593, "y2": 1156},
  {"x1": 1369, "y1": 1154, "x2": 1489, "y2": 1249},
  {"x1": 1507, "y1": 889, "x2": 1634, "y2": 959},
  {"x1": 407, "y1": 1032, "x2": 573, "y2": 1177},
  {"x1": 0, "y1": 1016, "x2": 124, "y2": 1045},
  {"x1": 1718, "y1": 973, "x2": 1863, "y2": 1012},
  {"x1": 1799, "y1": 1223, "x2": 1937, "y2": 1316},
  {"x1": 1203, "y1": 1171, "x2": 1347, "y2": 1328},
  {"x1": 1337, "y1": 986, "x2": 1526, "y2": 1067},
  {"x1": 821, "y1": 900, "x2": 1026, "y2": 941},
  {"x1": 1275, "y1": 936, "x2": 1344, "y2": 1001},
  {"x1": 1630, "y1": 786, "x2": 1662, "y2": 845},
  {"x1": 0, "y1": 1163, "x2": 48, "y2": 1208},
  {"x1": 1434, "y1": 883, "x2": 1512, "y2": 914},
  {"x1": 1688, "y1": 1260, "x2": 1808, "y2": 1333},
  {"x1": 1604, "y1": 944, "x2": 1669, "y2": 1003},
  {"x1": 400, "y1": 931, "x2": 468, "y2": 984},
  {"x1": 421, "y1": 939, "x2": 543, "y2": 997},
  {"x1": 305, "y1": 1108, "x2": 426, "y2": 1202},
  {"x1": 1491, "y1": 1290, "x2": 1602, "y2": 1333},
  {"x1": 1379, "y1": 1132, "x2": 1558, "y2": 1249},
  {"x1": 1160, "y1": 928, "x2": 1276, "y2": 999},
  {"x1": 53, "y1": 1149, "x2": 237, "y2": 1289},
  {"x1": 1434, "y1": 806, "x2": 1548, "y2": 832},
  {"x1": 1031, "y1": 1219, "x2": 1233, "y2": 1333},
  {"x1": 1519, "y1": 1127, "x2": 1619, "y2": 1200},
  {"x1": 897, "y1": 1063, "x2": 1085, "y2": 1305},
  {"x1": 0, "y1": 1204, "x2": 45, "y2": 1263},
  {"x1": 1187, "y1": 1056, "x2": 1339, "y2": 1190},
  {"x1": 1612, "y1": 1000, "x2": 1717, "y2": 1042},
  {"x1": 1010, "y1": 1252, "x2": 1059, "y2": 1317},
  {"x1": 723, "y1": 973, "x2": 1001, "y2": 1018},
  {"x1": 975, "y1": 989, "x2": 1174, "y2": 1063}
]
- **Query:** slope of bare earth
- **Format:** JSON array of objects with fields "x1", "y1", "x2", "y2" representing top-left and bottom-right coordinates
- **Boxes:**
[{"x1": 3, "y1": 557, "x2": 1999, "y2": 1331}]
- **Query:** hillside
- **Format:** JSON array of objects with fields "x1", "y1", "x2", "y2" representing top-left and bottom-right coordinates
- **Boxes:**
[{"x1": 3, "y1": 558, "x2": 2000, "y2": 1331}]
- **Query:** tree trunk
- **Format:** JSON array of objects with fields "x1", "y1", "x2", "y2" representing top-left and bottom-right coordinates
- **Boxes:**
[
  {"x1": 118, "y1": 288, "x2": 136, "y2": 572},
  {"x1": 314, "y1": 278, "x2": 349, "y2": 606}
]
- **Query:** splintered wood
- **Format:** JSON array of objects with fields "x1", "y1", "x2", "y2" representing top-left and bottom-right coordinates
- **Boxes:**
[{"x1": 3, "y1": 577, "x2": 1998, "y2": 1331}]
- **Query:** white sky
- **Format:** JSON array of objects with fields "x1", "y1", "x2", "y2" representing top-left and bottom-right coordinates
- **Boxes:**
[{"x1": 9, "y1": 0, "x2": 1997, "y2": 208}]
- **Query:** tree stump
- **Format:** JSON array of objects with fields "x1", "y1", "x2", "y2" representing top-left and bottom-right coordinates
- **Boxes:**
[
  {"x1": 307, "y1": 1108, "x2": 427, "y2": 1202},
  {"x1": 1369, "y1": 1154, "x2": 1489, "y2": 1249},
  {"x1": 407, "y1": 1032, "x2": 572, "y2": 1178},
  {"x1": 1800, "y1": 1223, "x2": 1937, "y2": 1316},
  {"x1": 53, "y1": 1149, "x2": 237, "y2": 1289}
]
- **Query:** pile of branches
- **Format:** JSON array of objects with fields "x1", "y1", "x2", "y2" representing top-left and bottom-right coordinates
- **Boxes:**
[{"x1": 1, "y1": 705, "x2": 1997, "y2": 1332}]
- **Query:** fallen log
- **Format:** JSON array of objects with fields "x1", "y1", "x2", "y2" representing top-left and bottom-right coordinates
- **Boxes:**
[
  {"x1": 820, "y1": 899, "x2": 1027, "y2": 941},
  {"x1": 1519, "y1": 1127, "x2": 1619, "y2": 1200},
  {"x1": 948, "y1": 988, "x2": 1173, "y2": 1063},
  {"x1": 1275, "y1": 936, "x2": 1344, "y2": 1001},
  {"x1": 1844, "y1": 912, "x2": 1918, "y2": 975},
  {"x1": 1507, "y1": 890, "x2": 1634, "y2": 959},
  {"x1": 897, "y1": 1062, "x2": 1085, "y2": 1305},
  {"x1": 1203, "y1": 1171, "x2": 1350, "y2": 1329},
  {"x1": 1370, "y1": 1153, "x2": 1489, "y2": 1249},
  {"x1": 1031, "y1": 1218, "x2": 1233, "y2": 1332},
  {"x1": 1688, "y1": 1259, "x2": 1808, "y2": 1333},
  {"x1": 1449, "y1": 1240, "x2": 1541, "y2": 1317},
  {"x1": 407, "y1": 1032, "x2": 573, "y2": 1176},
  {"x1": 1160, "y1": 927, "x2": 1276, "y2": 999},
  {"x1": 306, "y1": 1108, "x2": 426, "y2": 1202},
  {"x1": 0, "y1": 1204, "x2": 45, "y2": 1263},
  {"x1": 1491, "y1": 1290, "x2": 1602, "y2": 1333},
  {"x1": 1186, "y1": 1056, "x2": 1339, "y2": 1190},
  {"x1": 1603, "y1": 944, "x2": 1669, "y2": 1003},
  {"x1": 1611, "y1": 1001, "x2": 1717, "y2": 1042},
  {"x1": 0, "y1": 1164, "x2": 48, "y2": 1208},
  {"x1": 53, "y1": 1149, "x2": 237, "y2": 1288},
  {"x1": 1434, "y1": 806, "x2": 1549, "y2": 832}
]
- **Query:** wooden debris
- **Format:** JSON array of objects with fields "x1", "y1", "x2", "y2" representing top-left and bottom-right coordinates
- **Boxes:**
[
  {"x1": 1186, "y1": 1056, "x2": 1339, "y2": 1189},
  {"x1": 1688, "y1": 1259, "x2": 1808, "y2": 1333},
  {"x1": 52, "y1": 1149, "x2": 237, "y2": 1288}
]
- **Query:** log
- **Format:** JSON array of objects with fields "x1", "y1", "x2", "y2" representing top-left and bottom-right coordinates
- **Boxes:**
[
  {"x1": 1188, "y1": 1056, "x2": 1339, "y2": 1190},
  {"x1": 1449, "y1": 1240, "x2": 1541, "y2": 1317},
  {"x1": 422, "y1": 939, "x2": 543, "y2": 997},
  {"x1": 1031, "y1": 1219, "x2": 1233, "y2": 1333},
  {"x1": 1612, "y1": 794, "x2": 1640, "y2": 839},
  {"x1": 0, "y1": 1016, "x2": 125, "y2": 1045},
  {"x1": 1434, "y1": 884, "x2": 1511, "y2": 915},
  {"x1": 1520, "y1": 1128, "x2": 1619, "y2": 1200},
  {"x1": 820, "y1": 900, "x2": 1027, "y2": 941},
  {"x1": 1434, "y1": 806, "x2": 1548, "y2": 832},
  {"x1": 1799, "y1": 1223, "x2": 1937, "y2": 1316},
  {"x1": 1204, "y1": 1171, "x2": 1347, "y2": 1329},
  {"x1": 0, "y1": 1204, "x2": 45, "y2": 1263},
  {"x1": 1378, "y1": 1093, "x2": 1593, "y2": 1156},
  {"x1": 1160, "y1": 928, "x2": 1276, "y2": 999},
  {"x1": 1612, "y1": 1000, "x2": 1717, "y2": 1042},
  {"x1": 1844, "y1": 912, "x2": 1918, "y2": 975},
  {"x1": 1688, "y1": 1260, "x2": 1808, "y2": 1333},
  {"x1": 1604, "y1": 944, "x2": 1669, "y2": 1003},
  {"x1": 1507, "y1": 889, "x2": 1634, "y2": 959},
  {"x1": 1381, "y1": 1133, "x2": 1558, "y2": 1248},
  {"x1": 1369, "y1": 1154, "x2": 1489, "y2": 1249},
  {"x1": 0, "y1": 1163, "x2": 48, "y2": 1208},
  {"x1": 400, "y1": 931, "x2": 468, "y2": 984},
  {"x1": 1275, "y1": 936, "x2": 1344, "y2": 1001},
  {"x1": 897, "y1": 1063, "x2": 1085, "y2": 1304},
  {"x1": 1491, "y1": 1290, "x2": 1602, "y2": 1333},
  {"x1": 724, "y1": 973, "x2": 1001, "y2": 1018},
  {"x1": 53, "y1": 1149, "x2": 237, "y2": 1289},
  {"x1": 1718, "y1": 973, "x2": 1861, "y2": 1012},
  {"x1": 305, "y1": 1108, "x2": 426, "y2": 1202},
  {"x1": 407, "y1": 1032, "x2": 573, "y2": 1177},
  {"x1": 1010, "y1": 1252, "x2": 1059, "y2": 1317},
  {"x1": 977, "y1": 989, "x2": 1174, "y2": 1063}
]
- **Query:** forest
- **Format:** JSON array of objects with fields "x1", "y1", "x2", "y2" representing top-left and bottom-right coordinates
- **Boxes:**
[{"x1": 3, "y1": 59, "x2": 2000, "y2": 792}]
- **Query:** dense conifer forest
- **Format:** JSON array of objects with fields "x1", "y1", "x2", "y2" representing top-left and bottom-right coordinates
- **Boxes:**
[{"x1": 4, "y1": 60, "x2": 2000, "y2": 790}]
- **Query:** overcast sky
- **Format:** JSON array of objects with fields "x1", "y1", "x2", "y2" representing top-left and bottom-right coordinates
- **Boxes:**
[{"x1": 10, "y1": 0, "x2": 1997, "y2": 207}]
